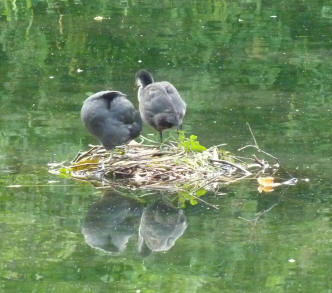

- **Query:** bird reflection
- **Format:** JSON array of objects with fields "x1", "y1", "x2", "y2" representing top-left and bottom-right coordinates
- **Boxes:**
[
  {"x1": 82, "y1": 190, "x2": 142, "y2": 254},
  {"x1": 82, "y1": 192, "x2": 187, "y2": 255},
  {"x1": 138, "y1": 199, "x2": 187, "y2": 254}
]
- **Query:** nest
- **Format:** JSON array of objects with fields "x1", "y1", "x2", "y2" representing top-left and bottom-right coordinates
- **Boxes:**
[{"x1": 48, "y1": 133, "x2": 280, "y2": 195}]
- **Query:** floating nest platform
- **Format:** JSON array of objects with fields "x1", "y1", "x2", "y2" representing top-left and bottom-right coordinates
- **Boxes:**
[{"x1": 49, "y1": 134, "x2": 280, "y2": 195}]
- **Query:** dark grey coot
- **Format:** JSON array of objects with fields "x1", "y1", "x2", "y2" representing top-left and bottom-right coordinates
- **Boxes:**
[
  {"x1": 81, "y1": 91, "x2": 142, "y2": 149},
  {"x1": 135, "y1": 70, "x2": 186, "y2": 141}
]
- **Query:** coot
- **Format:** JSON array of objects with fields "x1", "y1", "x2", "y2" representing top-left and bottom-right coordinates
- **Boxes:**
[
  {"x1": 135, "y1": 70, "x2": 186, "y2": 141},
  {"x1": 81, "y1": 90, "x2": 142, "y2": 149}
]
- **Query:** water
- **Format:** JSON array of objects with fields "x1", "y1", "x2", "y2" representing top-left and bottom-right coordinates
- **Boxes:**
[{"x1": 0, "y1": 0, "x2": 331, "y2": 292}]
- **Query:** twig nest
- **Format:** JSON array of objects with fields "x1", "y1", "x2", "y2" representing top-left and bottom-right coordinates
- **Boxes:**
[{"x1": 49, "y1": 135, "x2": 280, "y2": 194}]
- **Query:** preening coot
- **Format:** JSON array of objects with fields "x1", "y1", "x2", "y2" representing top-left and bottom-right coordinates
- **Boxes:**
[{"x1": 81, "y1": 90, "x2": 142, "y2": 149}]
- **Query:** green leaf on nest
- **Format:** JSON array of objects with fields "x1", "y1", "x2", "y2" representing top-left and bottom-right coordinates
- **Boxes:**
[
  {"x1": 177, "y1": 192, "x2": 196, "y2": 208},
  {"x1": 178, "y1": 131, "x2": 207, "y2": 152},
  {"x1": 59, "y1": 167, "x2": 71, "y2": 178},
  {"x1": 195, "y1": 189, "x2": 207, "y2": 197},
  {"x1": 177, "y1": 189, "x2": 207, "y2": 208}
]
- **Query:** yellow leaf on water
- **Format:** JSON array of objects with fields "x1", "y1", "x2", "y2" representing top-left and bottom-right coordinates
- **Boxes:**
[
  {"x1": 258, "y1": 185, "x2": 274, "y2": 193},
  {"x1": 257, "y1": 176, "x2": 282, "y2": 193},
  {"x1": 257, "y1": 176, "x2": 275, "y2": 186}
]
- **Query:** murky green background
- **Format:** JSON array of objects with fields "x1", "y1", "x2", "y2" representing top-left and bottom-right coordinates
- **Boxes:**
[{"x1": 0, "y1": 0, "x2": 331, "y2": 292}]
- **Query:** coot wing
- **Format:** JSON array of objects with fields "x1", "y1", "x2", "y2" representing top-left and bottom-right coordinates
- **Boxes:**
[{"x1": 159, "y1": 81, "x2": 186, "y2": 121}]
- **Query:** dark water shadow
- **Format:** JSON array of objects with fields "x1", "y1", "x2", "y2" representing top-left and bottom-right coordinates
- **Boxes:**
[
  {"x1": 81, "y1": 190, "x2": 142, "y2": 254},
  {"x1": 138, "y1": 198, "x2": 188, "y2": 256},
  {"x1": 81, "y1": 190, "x2": 188, "y2": 256}
]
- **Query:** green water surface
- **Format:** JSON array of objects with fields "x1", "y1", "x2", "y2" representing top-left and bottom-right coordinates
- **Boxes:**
[{"x1": 0, "y1": 0, "x2": 331, "y2": 292}]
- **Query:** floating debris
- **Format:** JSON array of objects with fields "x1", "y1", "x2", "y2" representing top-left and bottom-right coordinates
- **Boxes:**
[
  {"x1": 94, "y1": 16, "x2": 104, "y2": 21},
  {"x1": 93, "y1": 16, "x2": 111, "y2": 21},
  {"x1": 6, "y1": 185, "x2": 22, "y2": 188},
  {"x1": 48, "y1": 180, "x2": 59, "y2": 184}
]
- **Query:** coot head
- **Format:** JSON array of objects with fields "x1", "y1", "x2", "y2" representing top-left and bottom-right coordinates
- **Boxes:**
[{"x1": 135, "y1": 69, "x2": 154, "y2": 88}]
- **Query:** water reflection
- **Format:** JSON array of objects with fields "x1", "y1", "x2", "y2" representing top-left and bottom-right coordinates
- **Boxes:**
[
  {"x1": 82, "y1": 190, "x2": 142, "y2": 254},
  {"x1": 138, "y1": 200, "x2": 187, "y2": 255},
  {"x1": 82, "y1": 190, "x2": 187, "y2": 255}
]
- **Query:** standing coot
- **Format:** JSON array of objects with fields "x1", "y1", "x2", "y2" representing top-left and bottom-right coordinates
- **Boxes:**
[
  {"x1": 81, "y1": 90, "x2": 142, "y2": 149},
  {"x1": 135, "y1": 70, "x2": 186, "y2": 141}
]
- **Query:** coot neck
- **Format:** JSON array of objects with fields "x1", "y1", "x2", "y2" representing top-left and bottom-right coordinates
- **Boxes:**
[{"x1": 140, "y1": 73, "x2": 153, "y2": 88}]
